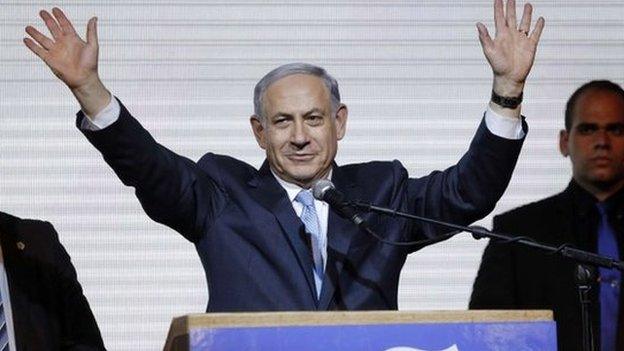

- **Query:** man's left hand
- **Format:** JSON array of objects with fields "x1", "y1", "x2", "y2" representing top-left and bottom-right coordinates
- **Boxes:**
[{"x1": 477, "y1": 0, "x2": 545, "y2": 98}]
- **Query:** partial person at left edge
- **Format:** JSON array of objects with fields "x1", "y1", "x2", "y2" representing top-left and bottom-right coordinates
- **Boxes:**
[{"x1": 0, "y1": 212, "x2": 106, "y2": 350}]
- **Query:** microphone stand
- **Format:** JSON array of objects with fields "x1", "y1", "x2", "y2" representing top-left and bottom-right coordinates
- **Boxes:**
[
  {"x1": 350, "y1": 201, "x2": 624, "y2": 272},
  {"x1": 350, "y1": 201, "x2": 614, "y2": 351},
  {"x1": 576, "y1": 264, "x2": 596, "y2": 351}
]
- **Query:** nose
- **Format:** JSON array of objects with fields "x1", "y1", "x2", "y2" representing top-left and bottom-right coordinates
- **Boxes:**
[
  {"x1": 595, "y1": 129, "x2": 611, "y2": 149},
  {"x1": 291, "y1": 119, "x2": 310, "y2": 148}
]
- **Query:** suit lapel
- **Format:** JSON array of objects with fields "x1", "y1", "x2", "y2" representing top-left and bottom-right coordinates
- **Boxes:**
[
  {"x1": 558, "y1": 186, "x2": 578, "y2": 245},
  {"x1": 565, "y1": 181, "x2": 597, "y2": 250},
  {"x1": 247, "y1": 161, "x2": 318, "y2": 305},
  {"x1": 318, "y1": 165, "x2": 364, "y2": 309}
]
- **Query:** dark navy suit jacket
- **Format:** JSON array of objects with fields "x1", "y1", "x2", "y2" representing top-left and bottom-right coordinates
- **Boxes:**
[
  {"x1": 0, "y1": 212, "x2": 105, "y2": 350},
  {"x1": 79, "y1": 99, "x2": 525, "y2": 312}
]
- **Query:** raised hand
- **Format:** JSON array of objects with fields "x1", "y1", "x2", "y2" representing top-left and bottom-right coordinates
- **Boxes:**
[
  {"x1": 24, "y1": 8, "x2": 110, "y2": 116},
  {"x1": 477, "y1": 0, "x2": 545, "y2": 98}
]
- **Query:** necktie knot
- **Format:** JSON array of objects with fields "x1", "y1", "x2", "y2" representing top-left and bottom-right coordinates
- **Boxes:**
[
  {"x1": 597, "y1": 202, "x2": 609, "y2": 216},
  {"x1": 295, "y1": 190, "x2": 315, "y2": 208}
]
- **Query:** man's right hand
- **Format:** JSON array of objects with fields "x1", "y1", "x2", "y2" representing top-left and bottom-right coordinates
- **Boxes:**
[{"x1": 24, "y1": 8, "x2": 111, "y2": 117}]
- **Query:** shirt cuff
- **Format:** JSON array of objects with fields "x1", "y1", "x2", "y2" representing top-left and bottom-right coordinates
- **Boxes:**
[
  {"x1": 79, "y1": 96, "x2": 121, "y2": 131},
  {"x1": 483, "y1": 106, "x2": 525, "y2": 140}
]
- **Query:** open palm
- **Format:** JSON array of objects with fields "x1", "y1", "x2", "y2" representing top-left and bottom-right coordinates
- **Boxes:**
[
  {"x1": 477, "y1": 0, "x2": 545, "y2": 89},
  {"x1": 24, "y1": 8, "x2": 98, "y2": 90}
]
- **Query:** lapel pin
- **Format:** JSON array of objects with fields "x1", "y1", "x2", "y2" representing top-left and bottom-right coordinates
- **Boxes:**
[{"x1": 16, "y1": 242, "x2": 25, "y2": 251}]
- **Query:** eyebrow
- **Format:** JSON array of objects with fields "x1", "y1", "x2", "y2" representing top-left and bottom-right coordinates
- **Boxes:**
[
  {"x1": 303, "y1": 108, "x2": 325, "y2": 117},
  {"x1": 576, "y1": 122, "x2": 624, "y2": 126},
  {"x1": 575, "y1": 122, "x2": 624, "y2": 129}
]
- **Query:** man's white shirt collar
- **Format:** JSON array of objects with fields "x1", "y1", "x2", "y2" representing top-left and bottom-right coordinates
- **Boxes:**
[{"x1": 271, "y1": 169, "x2": 334, "y2": 202}]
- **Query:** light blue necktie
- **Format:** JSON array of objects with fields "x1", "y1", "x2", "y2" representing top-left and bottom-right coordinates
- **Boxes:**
[
  {"x1": 295, "y1": 190, "x2": 324, "y2": 298},
  {"x1": 597, "y1": 202, "x2": 621, "y2": 351},
  {"x1": 0, "y1": 293, "x2": 8, "y2": 351}
]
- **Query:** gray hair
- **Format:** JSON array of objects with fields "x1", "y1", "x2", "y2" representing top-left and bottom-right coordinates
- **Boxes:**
[{"x1": 253, "y1": 63, "x2": 341, "y2": 122}]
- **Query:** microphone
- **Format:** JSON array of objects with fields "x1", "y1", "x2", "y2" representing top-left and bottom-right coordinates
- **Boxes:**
[
  {"x1": 312, "y1": 179, "x2": 444, "y2": 248},
  {"x1": 311, "y1": 179, "x2": 366, "y2": 227}
]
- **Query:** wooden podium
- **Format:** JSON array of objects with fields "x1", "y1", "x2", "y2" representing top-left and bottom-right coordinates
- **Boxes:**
[{"x1": 163, "y1": 310, "x2": 556, "y2": 350}]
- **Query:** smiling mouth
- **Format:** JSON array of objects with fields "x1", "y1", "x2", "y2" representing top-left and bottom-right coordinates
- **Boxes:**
[{"x1": 287, "y1": 154, "x2": 315, "y2": 161}]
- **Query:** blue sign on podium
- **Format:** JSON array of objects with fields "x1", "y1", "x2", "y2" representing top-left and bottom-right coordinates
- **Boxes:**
[{"x1": 165, "y1": 311, "x2": 557, "y2": 351}]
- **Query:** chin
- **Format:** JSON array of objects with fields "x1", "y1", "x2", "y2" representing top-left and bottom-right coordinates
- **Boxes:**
[
  {"x1": 589, "y1": 169, "x2": 618, "y2": 181},
  {"x1": 280, "y1": 170, "x2": 312, "y2": 183},
  {"x1": 587, "y1": 174, "x2": 621, "y2": 188},
  {"x1": 286, "y1": 166, "x2": 321, "y2": 179}
]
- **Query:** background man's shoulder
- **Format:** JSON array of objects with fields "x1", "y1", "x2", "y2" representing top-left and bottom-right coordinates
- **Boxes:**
[
  {"x1": 493, "y1": 190, "x2": 569, "y2": 241},
  {"x1": 0, "y1": 212, "x2": 57, "y2": 240},
  {"x1": 496, "y1": 191, "x2": 565, "y2": 221}
]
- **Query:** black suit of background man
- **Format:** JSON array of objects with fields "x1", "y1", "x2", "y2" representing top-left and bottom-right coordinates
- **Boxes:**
[{"x1": 471, "y1": 80, "x2": 624, "y2": 351}]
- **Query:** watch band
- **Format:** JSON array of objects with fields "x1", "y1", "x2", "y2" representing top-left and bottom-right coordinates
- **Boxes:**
[{"x1": 491, "y1": 90, "x2": 523, "y2": 109}]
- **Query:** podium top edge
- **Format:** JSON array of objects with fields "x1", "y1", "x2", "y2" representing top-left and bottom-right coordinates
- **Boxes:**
[{"x1": 172, "y1": 310, "x2": 553, "y2": 329}]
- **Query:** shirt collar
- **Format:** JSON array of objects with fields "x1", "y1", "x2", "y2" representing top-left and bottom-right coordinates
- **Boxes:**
[
  {"x1": 569, "y1": 179, "x2": 624, "y2": 216},
  {"x1": 271, "y1": 168, "x2": 333, "y2": 203}
]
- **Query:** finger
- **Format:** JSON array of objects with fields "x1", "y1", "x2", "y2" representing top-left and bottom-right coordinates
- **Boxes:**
[
  {"x1": 23, "y1": 37, "x2": 48, "y2": 59},
  {"x1": 494, "y1": 0, "x2": 505, "y2": 34},
  {"x1": 39, "y1": 10, "x2": 63, "y2": 39},
  {"x1": 476, "y1": 22, "x2": 494, "y2": 51},
  {"x1": 518, "y1": 3, "x2": 532, "y2": 34},
  {"x1": 25, "y1": 25, "x2": 54, "y2": 50},
  {"x1": 52, "y1": 7, "x2": 77, "y2": 35},
  {"x1": 86, "y1": 17, "x2": 98, "y2": 47},
  {"x1": 506, "y1": 0, "x2": 517, "y2": 29},
  {"x1": 529, "y1": 16, "x2": 545, "y2": 43}
]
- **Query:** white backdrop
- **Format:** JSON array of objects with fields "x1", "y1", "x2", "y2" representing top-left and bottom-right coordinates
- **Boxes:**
[{"x1": 1, "y1": 1, "x2": 623, "y2": 349}]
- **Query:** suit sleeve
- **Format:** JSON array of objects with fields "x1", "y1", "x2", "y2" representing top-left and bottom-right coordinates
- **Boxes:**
[
  {"x1": 406, "y1": 117, "x2": 526, "y2": 239},
  {"x1": 45, "y1": 222, "x2": 106, "y2": 350},
  {"x1": 77, "y1": 99, "x2": 228, "y2": 242},
  {"x1": 469, "y1": 214, "x2": 518, "y2": 309}
]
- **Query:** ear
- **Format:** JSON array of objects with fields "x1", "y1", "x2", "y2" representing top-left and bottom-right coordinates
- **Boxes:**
[
  {"x1": 250, "y1": 115, "x2": 267, "y2": 150},
  {"x1": 334, "y1": 104, "x2": 348, "y2": 140},
  {"x1": 559, "y1": 129, "x2": 570, "y2": 157}
]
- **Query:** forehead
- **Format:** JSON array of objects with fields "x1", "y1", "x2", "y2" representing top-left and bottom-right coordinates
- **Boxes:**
[
  {"x1": 264, "y1": 74, "x2": 331, "y2": 112},
  {"x1": 571, "y1": 89, "x2": 624, "y2": 126}
]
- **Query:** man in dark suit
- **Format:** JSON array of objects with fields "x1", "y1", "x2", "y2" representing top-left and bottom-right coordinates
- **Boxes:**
[
  {"x1": 0, "y1": 211, "x2": 105, "y2": 350},
  {"x1": 470, "y1": 80, "x2": 624, "y2": 351},
  {"x1": 24, "y1": 2, "x2": 544, "y2": 311}
]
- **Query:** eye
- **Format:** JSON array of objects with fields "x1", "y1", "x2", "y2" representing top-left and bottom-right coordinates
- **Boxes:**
[
  {"x1": 306, "y1": 115, "x2": 324, "y2": 125},
  {"x1": 273, "y1": 117, "x2": 290, "y2": 125},
  {"x1": 608, "y1": 124, "x2": 624, "y2": 136},
  {"x1": 576, "y1": 124, "x2": 597, "y2": 135}
]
